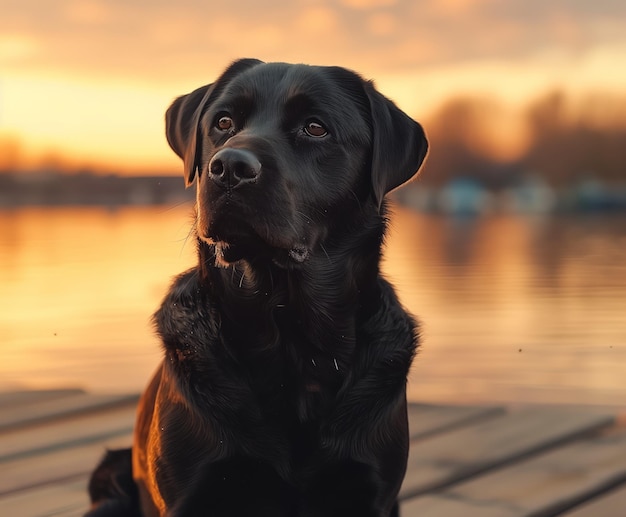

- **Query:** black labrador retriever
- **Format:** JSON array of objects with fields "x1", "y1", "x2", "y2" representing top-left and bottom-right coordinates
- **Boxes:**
[{"x1": 85, "y1": 58, "x2": 428, "y2": 517}]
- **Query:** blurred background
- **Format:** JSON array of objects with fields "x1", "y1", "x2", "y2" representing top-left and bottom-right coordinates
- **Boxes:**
[{"x1": 1, "y1": 0, "x2": 625, "y2": 407}]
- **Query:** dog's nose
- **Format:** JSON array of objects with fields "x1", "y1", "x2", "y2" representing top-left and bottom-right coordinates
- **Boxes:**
[{"x1": 208, "y1": 148, "x2": 261, "y2": 189}]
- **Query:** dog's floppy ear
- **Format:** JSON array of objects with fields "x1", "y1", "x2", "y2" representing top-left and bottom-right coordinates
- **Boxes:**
[
  {"x1": 365, "y1": 82, "x2": 428, "y2": 209},
  {"x1": 165, "y1": 58, "x2": 264, "y2": 187},
  {"x1": 165, "y1": 84, "x2": 212, "y2": 187}
]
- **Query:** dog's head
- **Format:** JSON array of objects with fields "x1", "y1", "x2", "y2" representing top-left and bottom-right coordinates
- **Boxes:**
[{"x1": 166, "y1": 59, "x2": 427, "y2": 267}]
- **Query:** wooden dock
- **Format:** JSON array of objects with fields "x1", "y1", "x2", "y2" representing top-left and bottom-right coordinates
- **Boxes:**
[{"x1": 1, "y1": 390, "x2": 625, "y2": 516}]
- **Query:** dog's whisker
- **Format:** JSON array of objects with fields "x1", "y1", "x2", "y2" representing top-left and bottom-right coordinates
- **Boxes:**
[
  {"x1": 179, "y1": 218, "x2": 198, "y2": 258},
  {"x1": 348, "y1": 188, "x2": 362, "y2": 210},
  {"x1": 179, "y1": 268, "x2": 198, "y2": 295},
  {"x1": 320, "y1": 243, "x2": 331, "y2": 263},
  {"x1": 296, "y1": 207, "x2": 323, "y2": 221},
  {"x1": 294, "y1": 209, "x2": 314, "y2": 223},
  {"x1": 159, "y1": 200, "x2": 195, "y2": 214},
  {"x1": 286, "y1": 220, "x2": 300, "y2": 238}
]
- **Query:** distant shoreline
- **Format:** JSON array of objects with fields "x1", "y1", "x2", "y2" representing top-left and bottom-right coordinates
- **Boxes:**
[
  {"x1": 0, "y1": 172, "x2": 194, "y2": 207},
  {"x1": 1, "y1": 171, "x2": 625, "y2": 214}
]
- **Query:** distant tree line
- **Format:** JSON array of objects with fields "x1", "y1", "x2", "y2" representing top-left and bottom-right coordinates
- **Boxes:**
[{"x1": 419, "y1": 90, "x2": 626, "y2": 188}]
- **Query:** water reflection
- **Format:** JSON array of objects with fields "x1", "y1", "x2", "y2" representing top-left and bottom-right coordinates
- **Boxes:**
[
  {"x1": 1, "y1": 205, "x2": 625, "y2": 407},
  {"x1": 385, "y1": 209, "x2": 626, "y2": 406},
  {"x1": 0, "y1": 206, "x2": 196, "y2": 393}
]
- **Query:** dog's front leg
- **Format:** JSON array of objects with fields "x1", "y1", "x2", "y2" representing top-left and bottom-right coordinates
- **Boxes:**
[{"x1": 300, "y1": 374, "x2": 411, "y2": 516}]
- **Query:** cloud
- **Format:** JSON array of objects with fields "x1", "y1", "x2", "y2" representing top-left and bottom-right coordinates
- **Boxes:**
[
  {"x1": 3, "y1": 1, "x2": 626, "y2": 100},
  {"x1": 340, "y1": 0, "x2": 397, "y2": 9},
  {"x1": 0, "y1": 34, "x2": 39, "y2": 63},
  {"x1": 366, "y1": 12, "x2": 397, "y2": 37},
  {"x1": 64, "y1": 0, "x2": 112, "y2": 25},
  {"x1": 296, "y1": 5, "x2": 339, "y2": 32},
  {"x1": 2, "y1": 0, "x2": 625, "y2": 83}
]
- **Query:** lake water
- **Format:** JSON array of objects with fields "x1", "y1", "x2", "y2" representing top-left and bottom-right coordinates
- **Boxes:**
[{"x1": 1, "y1": 204, "x2": 625, "y2": 408}]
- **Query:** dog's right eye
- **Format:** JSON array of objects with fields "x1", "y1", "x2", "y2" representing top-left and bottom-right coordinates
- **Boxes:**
[
  {"x1": 304, "y1": 121, "x2": 328, "y2": 138},
  {"x1": 216, "y1": 116, "x2": 234, "y2": 131}
]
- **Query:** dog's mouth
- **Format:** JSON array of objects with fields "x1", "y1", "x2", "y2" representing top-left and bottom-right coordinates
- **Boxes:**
[
  {"x1": 197, "y1": 217, "x2": 311, "y2": 269},
  {"x1": 202, "y1": 236, "x2": 311, "y2": 269},
  {"x1": 207, "y1": 240, "x2": 310, "y2": 269},
  {"x1": 196, "y1": 180, "x2": 314, "y2": 268}
]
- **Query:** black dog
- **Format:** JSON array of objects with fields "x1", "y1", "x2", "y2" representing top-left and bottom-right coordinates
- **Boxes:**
[{"x1": 86, "y1": 58, "x2": 427, "y2": 517}]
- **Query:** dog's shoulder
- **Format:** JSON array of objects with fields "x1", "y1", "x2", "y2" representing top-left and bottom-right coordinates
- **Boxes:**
[
  {"x1": 356, "y1": 277, "x2": 419, "y2": 369},
  {"x1": 152, "y1": 268, "x2": 219, "y2": 355}
]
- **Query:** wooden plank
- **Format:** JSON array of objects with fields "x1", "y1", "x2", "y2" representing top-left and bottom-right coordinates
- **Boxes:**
[
  {"x1": 0, "y1": 433, "x2": 133, "y2": 496},
  {"x1": 402, "y1": 494, "x2": 517, "y2": 517},
  {"x1": 0, "y1": 392, "x2": 139, "y2": 432},
  {"x1": 401, "y1": 406, "x2": 615, "y2": 498},
  {"x1": 0, "y1": 405, "x2": 136, "y2": 463},
  {"x1": 0, "y1": 403, "x2": 499, "y2": 495},
  {"x1": 0, "y1": 389, "x2": 84, "y2": 409},
  {"x1": 402, "y1": 427, "x2": 626, "y2": 517},
  {"x1": 559, "y1": 483, "x2": 626, "y2": 517},
  {"x1": 408, "y1": 403, "x2": 504, "y2": 440},
  {"x1": 0, "y1": 406, "x2": 498, "y2": 496},
  {"x1": 0, "y1": 479, "x2": 88, "y2": 517}
]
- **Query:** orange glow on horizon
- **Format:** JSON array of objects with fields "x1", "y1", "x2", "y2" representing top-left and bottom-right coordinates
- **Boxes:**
[{"x1": 2, "y1": 2, "x2": 626, "y2": 175}]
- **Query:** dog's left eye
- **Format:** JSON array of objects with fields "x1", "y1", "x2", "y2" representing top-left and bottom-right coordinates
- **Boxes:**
[
  {"x1": 304, "y1": 121, "x2": 328, "y2": 138},
  {"x1": 216, "y1": 116, "x2": 234, "y2": 131}
]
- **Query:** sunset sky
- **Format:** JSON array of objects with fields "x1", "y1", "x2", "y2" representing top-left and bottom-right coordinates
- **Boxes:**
[{"x1": 2, "y1": 0, "x2": 626, "y2": 174}]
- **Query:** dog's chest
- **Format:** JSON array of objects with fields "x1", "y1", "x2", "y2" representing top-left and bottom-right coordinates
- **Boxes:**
[{"x1": 245, "y1": 343, "x2": 344, "y2": 425}]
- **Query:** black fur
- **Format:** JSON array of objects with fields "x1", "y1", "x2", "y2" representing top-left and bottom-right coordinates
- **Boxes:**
[
  {"x1": 86, "y1": 59, "x2": 427, "y2": 517},
  {"x1": 85, "y1": 449, "x2": 139, "y2": 516}
]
